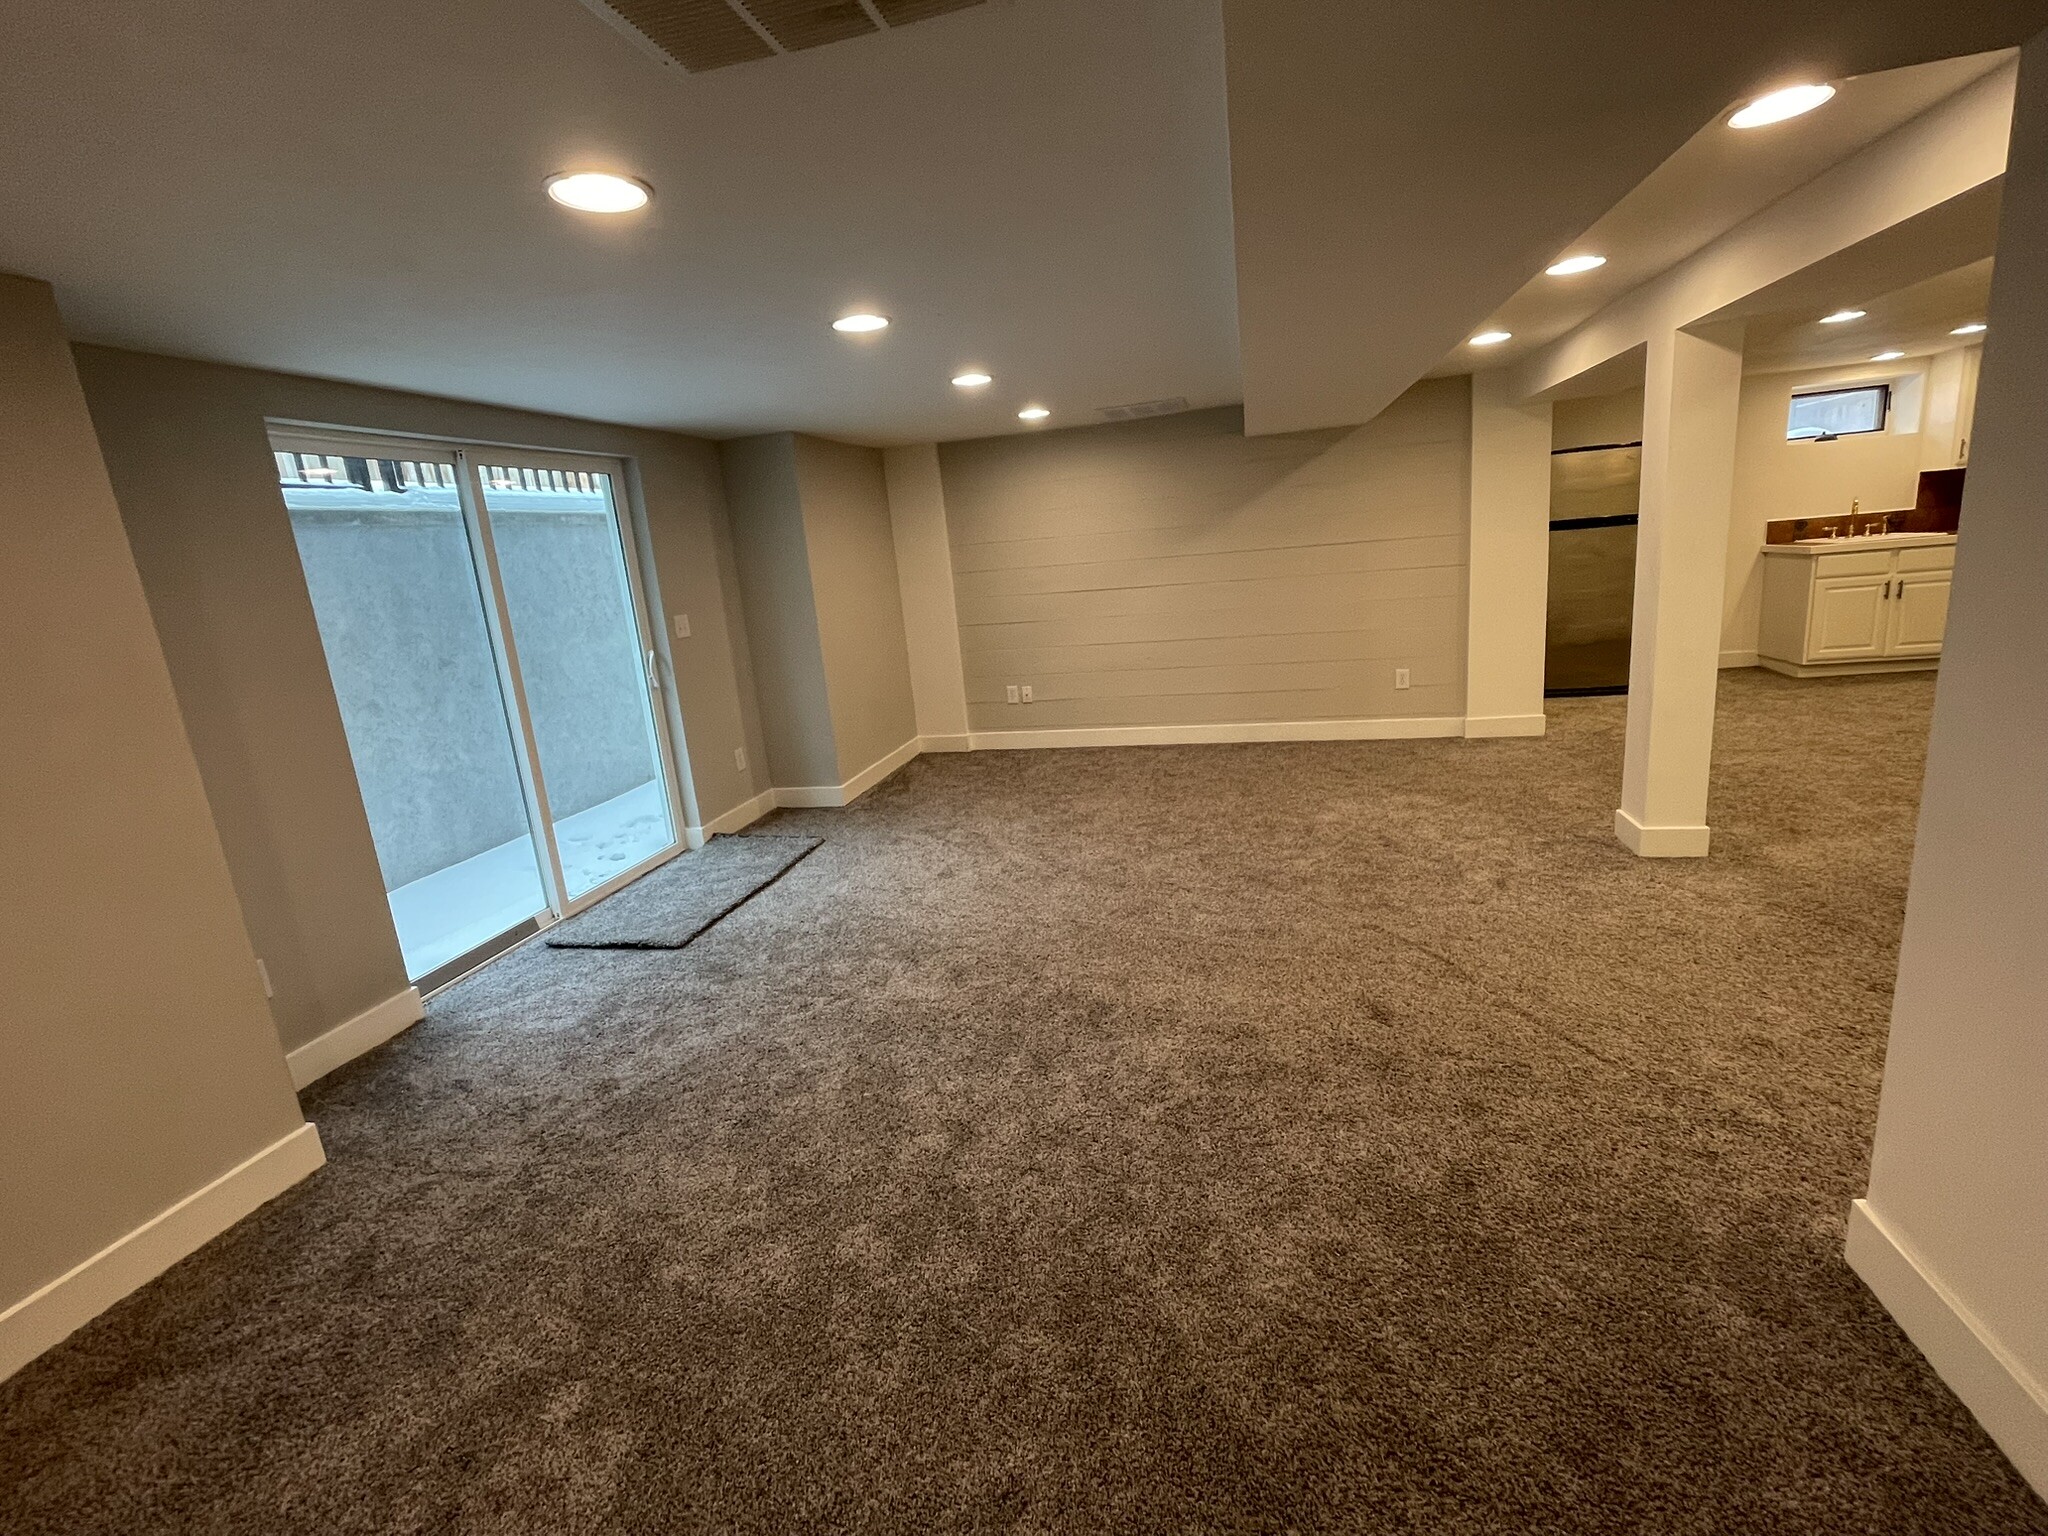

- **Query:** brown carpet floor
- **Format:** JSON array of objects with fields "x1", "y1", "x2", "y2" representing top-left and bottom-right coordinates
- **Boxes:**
[{"x1": 4, "y1": 670, "x2": 2043, "y2": 1534}]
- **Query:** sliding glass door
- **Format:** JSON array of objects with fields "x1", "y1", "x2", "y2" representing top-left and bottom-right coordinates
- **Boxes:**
[
  {"x1": 477, "y1": 460, "x2": 676, "y2": 899},
  {"x1": 275, "y1": 433, "x2": 682, "y2": 987}
]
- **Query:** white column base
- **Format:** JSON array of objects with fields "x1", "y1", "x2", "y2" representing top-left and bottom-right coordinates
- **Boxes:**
[
  {"x1": 1614, "y1": 807, "x2": 1711, "y2": 858},
  {"x1": 1464, "y1": 713, "x2": 1547, "y2": 739}
]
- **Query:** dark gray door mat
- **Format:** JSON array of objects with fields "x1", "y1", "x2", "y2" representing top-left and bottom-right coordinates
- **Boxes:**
[{"x1": 543, "y1": 835, "x2": 822, "y2": 949}]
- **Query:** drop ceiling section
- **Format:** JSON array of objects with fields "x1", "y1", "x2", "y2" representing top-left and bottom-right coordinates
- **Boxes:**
[
  {"x1": 1223, "y1": 0, "x2": 2047, "y2": 437},
  {"x1": 1741, "y1": 259, "x2": 1995, "y2": 373},
  {"x1": 1438, "y1": 51, "x2": 2015, "y2": 379}
]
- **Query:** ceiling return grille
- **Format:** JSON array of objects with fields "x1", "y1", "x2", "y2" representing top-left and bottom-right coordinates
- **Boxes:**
[
  {"x1": 1098, "y1": 397, "x2": 1191, "y2": 422},
  {"x1": 580, "y1": 0, "x2": 986, "y2": 72}
]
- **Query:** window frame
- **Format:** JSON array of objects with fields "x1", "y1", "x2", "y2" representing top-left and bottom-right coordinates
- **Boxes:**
[{"x1": 1785, "y1": 382, "x2": 1892, "y2": 442}]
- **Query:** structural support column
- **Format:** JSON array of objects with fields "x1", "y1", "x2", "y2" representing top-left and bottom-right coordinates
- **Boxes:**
[
  {"x1": 1464, "y1": 370, "x2": 1553, "y2": 737},
  {"x1": 1615, "y1": 325, "x2": 1743, "y2": 856},
  {"x1": 883, "y1": 443, "x2": 970, "y2": 749}
]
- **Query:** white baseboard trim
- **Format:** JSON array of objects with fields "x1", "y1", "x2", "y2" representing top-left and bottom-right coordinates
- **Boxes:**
[
  {"x1": 1613, "y1": 807, "x2": 1711, "y2": 858},
  {"x1": 760, "y1": 715, "x2": 1518, "y2": 802},
  {"x1": 286, "y1": 987, "x2": 425, "y2": 1091},
  {"x1": 1464, "y1": 713, "x2": 1547, "y2": 739},
  {"x1": 695, "y1": 789, "x2": 776, "y2": 840},
  {"x1": 965, "y1": 715, "x2": 1466, "y2": 751},
  {"x1": 839, "y1": 735, "x2": 923, "y2": 800},
  {"x1": 1719, "y1": 649, "x2": 1759, "y2": 669},
  {"x1": 774, "y1": 736, "x2": 923, "y2": 809},
  {"x1": 1847, "y1": 1200, "x2": 2048, "y2": 1498},
  {"x1": 1757, "y1": 655, "x2": 1940, "y2": 679},
  {"x1": 0, "y1": 1122, "x2": 325, "y2": 1383}
]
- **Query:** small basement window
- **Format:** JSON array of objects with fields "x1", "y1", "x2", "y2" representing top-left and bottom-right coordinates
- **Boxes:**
[{"x1": 1787, "y1": 383, "x2": 1890, "y2": 441}]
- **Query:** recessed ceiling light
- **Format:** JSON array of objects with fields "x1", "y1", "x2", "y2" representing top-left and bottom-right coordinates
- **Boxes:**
[
  {"x1": 544, "y1": 172, "x2": 651, "y2": 213},
  {"x1": 952, "y1": 372, "x2": 994, "y2": 388},
  {"x1": 1469, "y1": 330, "x2": 1513, "y2": 347},
  {"x1": 1819, "y1": 309, "x2": 1866, "y2": 324},
  {"x1": 1545, "y1": 255, "x2": 1607, "y2": 277},
  {"x1": 832, "y1": 313, "x2": 890, "y2": 334},
  {"x1": 1018, "y1": 406, "x2": 1051, "y2": 421},
  {"x1": 1729, "y1": 83, "x2": 1837, "y2": 129},
  {"x1": 1951, "y1": 322, "x2": 1988, "y2": 335},
  {"x1": 1872, "y1": 351, "x2": 1906, "y2": 362}
]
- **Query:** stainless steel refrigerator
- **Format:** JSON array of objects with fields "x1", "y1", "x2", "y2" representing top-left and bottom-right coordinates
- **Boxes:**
[{"x1": 1545, "y1": 442, "x2": 1640, "y2": 695}]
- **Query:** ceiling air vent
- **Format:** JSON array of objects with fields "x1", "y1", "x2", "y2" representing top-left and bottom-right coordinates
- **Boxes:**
[
  {"x1": 872, "y1": 0, "x2": 986, "y2": 21},
  {"x1": 579, "y1": 0, "x2": 986, "y2": 73},
  {"x1": 744, "y1": 0, "x2": 875, "y2": 51},
  {"x1": 1098, "y1": 397, "x2": 1192, "y2": 422}
]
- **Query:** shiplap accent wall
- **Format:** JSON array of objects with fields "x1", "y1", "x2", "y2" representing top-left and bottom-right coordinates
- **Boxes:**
[{"x1": 936, "y1": 383, "x2": 1471, "y2": 734}]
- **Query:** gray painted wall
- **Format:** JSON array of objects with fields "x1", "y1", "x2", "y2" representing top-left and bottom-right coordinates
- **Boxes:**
[
  {"x1": 723, "y1": 433, "x2": 919, "y2": 790},
  {"x1": 722, "y1": 434, "x2": 840, "y2": 790},
  {"x1": 1861, "y1": 26, "x2": 2048, "y2": 1495},
  {"x1": 937, "y1": 386, "x2": 1472, "y2": 733},
  {"x1": 795, "y1": 436, "x2": 919, "y2": 782},
  {"x1": 0, "y1": 274, "x2": 305, "y2": 1321}
]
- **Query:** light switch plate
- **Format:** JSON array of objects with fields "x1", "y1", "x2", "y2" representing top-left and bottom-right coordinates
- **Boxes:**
[{"x1": 673, "y1": 613, "x2": 691, "y2": 639}]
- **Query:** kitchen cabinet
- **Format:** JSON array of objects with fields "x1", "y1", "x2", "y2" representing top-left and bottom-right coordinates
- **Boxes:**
[
  {"x1": 1887, "y1": 568, "x2": 1953, "y2": 656},
  {"x1": 1757, "y1": 534, "x2": 1955, "y2": 677}
]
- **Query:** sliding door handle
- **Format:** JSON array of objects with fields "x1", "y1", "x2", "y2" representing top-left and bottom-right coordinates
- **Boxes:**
[{"x1": 645, "y1": 648, "x2": 663, "y2": 691}]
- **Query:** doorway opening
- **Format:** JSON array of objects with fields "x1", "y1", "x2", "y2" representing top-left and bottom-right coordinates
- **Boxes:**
[{"x1": 273, "y1": 432, "x2": 684, "y2": 989}]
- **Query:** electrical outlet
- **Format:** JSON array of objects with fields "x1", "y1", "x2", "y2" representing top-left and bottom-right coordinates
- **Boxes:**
[
  {"x1": 734, "y1": 746, "x2": 747, "y2": 772},
  {"x1": 1394, "y1": 667, "x2": 1412, "y2": 690},
  {"x1": 1006, "y1": 684, "x2": 1021, "y2": 704},
  {"x1": 1020, "y1": 684, "x2": 1034, "y2": 703},
  {"x1": 673, "y1": 613, "x2": 691, "y2": 639}
]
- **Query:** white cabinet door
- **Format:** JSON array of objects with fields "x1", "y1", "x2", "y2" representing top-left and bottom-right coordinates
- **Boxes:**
[
  {"x1": 1807, "y1": 575, "x2": 1891, "y2": 660},
  {"x1": 1887, "y1": 572, "x2": 1952, "y2": 656}
]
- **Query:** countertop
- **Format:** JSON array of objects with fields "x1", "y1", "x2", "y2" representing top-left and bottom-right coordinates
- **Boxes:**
[{"x1": 1760, "y1": 532, "x2": 1958, "y2": 557}]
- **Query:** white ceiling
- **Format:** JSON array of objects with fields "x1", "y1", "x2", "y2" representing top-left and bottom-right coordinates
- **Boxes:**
[
  {"x1": 1224, "y1": 0, "x2": 2048, "y2": 435},
  {"x1": 6, "y1": 1, "x2": 2044, "y2": 448},
  {"x1": 1743, "y1": 259, "x2": 1995, "y2": 373},
  {"x1": 0, "y1": 0, "x2": 1239, "y2": 444},
  {"x1": 1514, "y1": 175, "x2": 2005, "y2": 403},
  {"x1": 1438, "y1": 52, "x2": 2012, "y2": 380}
]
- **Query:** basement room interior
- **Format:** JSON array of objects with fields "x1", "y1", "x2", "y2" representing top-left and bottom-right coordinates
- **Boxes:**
[{"x1": 2, "y1": 2, "x2": 2044, "y2": 1532}]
